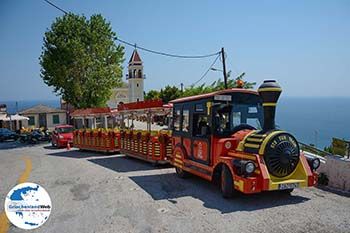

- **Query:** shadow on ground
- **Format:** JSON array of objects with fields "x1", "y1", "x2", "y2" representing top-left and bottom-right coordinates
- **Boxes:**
[
  {"x1": 316, "y1": 185, "x2": 350, "y2": 197},
  {"x1": 46, "y1": 149, "x2": 115, "y2": 159},
  {"x1": 0, "y1": 141, "x2": 49, "y2": 150},
  {"x1": 88, "y1": 156, "x2": 172, "y2": 172},
  {"x1": 129, "y1": 173, "x2": 310, "y2": 213}
]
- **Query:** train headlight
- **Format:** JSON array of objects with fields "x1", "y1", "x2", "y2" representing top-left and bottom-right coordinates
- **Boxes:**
[
  {"x1": 312, "y1": 158, "x2": 320, "y2": 170},
  {"x1": 306, "y1": 156, "x2": 321, "y2": 171},
  {"x1": 224, "y1": 141, "x2": 232, "y2": 149},
  {"x1": 245, "y1": 162, "x2": 256, "y2": 174}
]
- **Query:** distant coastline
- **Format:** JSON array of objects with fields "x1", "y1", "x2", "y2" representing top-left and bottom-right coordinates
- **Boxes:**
[{"x1": 2, "y1": 99, "x2": 60, "y2": 114}]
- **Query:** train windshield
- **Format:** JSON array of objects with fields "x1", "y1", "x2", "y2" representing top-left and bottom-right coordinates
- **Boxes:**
[{"x1": 213, "y1": 94, "x2": 263, "y2": 135}]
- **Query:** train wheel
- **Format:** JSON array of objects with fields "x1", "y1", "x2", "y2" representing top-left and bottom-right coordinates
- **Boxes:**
[
  {"x1": 221, "y1": 165, "x2": 236, "y2": 198},
  {"x1": 175, "y1": 166, "x2": 190, "y2": 179}
]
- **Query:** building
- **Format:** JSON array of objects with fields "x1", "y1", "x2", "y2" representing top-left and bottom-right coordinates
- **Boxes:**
[
  {"x1": 107, "y1": 82, "x2": 129, "y2": 107},
  {"x1": 70, "y1": 107, "x2": 115, "y2": 129},
  {"x1": 108, "y1": 49, "x2": 145, "y2": 108},
  {"x1": 0, "y1": 104, "x2": 29, "y2": 131},
  {"x1": 19, "y1": 104, "x2": 67, "y2": 130}
]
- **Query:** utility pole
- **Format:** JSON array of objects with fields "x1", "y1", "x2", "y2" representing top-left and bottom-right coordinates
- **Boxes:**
[{"x1": 221, "y1": 47, "x2": 228, "y2": 89}]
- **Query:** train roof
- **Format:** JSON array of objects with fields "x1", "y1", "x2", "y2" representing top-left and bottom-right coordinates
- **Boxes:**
[{"x1": 170, "y1": 88, "x2": 259, "y2": 104}]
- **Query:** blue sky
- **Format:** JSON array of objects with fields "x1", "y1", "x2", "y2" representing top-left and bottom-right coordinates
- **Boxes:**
[{"x1": 0, "y1": 0, "x2": 349, "y2": 101}]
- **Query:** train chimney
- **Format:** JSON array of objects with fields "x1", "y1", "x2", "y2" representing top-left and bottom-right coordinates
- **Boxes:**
[{"x1": 258, "y1": 80, "x2": 282, "y2": 132}]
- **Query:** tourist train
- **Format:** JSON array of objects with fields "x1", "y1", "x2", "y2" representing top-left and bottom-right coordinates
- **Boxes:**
[{"x1": 73, "y1": 80, "x2": 320, "y2": 197}]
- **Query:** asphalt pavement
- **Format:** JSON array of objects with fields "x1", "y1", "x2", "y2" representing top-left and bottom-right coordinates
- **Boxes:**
[{"x1": 0, "y1": 142, "x2": 349, "y2": 233}]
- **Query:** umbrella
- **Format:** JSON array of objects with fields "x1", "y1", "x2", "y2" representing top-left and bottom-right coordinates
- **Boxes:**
[
  {"x1": 0, "y1": 114, "x2": 10, "y2": 121},
  {"x1": 2, "y1": 114, "x2": 29, "y2": 121}
]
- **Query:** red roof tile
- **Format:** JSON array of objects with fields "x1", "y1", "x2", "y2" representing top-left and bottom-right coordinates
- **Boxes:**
[
  {"x1": 129, "y1": 49, "x2": 142, "y2": 64},
  {"x1": 71, "y1": 107, "x2": 111, "y2": 117}
]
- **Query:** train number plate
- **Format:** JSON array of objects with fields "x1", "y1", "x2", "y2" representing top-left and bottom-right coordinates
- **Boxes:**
[{"x1": 278, "y1": 183, "x2": 299, "y2": 190}]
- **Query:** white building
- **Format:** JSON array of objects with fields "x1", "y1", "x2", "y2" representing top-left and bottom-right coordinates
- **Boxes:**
[
  {"x1": 19, "y1": 104, "x2": 67, "y2": 130},
  {"x1": 108, "y1": 49, "x2": 145, "y2": 107}
]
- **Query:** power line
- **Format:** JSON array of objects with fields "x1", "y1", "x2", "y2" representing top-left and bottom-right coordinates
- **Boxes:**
[
  {"x1": 116, "y1": 38, "x2": 220, "y2": 59},
  {"x1": 191, "y1": 53, "x2": 221, "y2": 86},
  {"x1": 42, "y1": 0, "x2": 225, "y2": 86},
  {"x1": 42, "y1": 1, "x2": 221, "y2": 59},
  {"x1": 43, "y1": 0, "x2": 68, "y2": 14}
]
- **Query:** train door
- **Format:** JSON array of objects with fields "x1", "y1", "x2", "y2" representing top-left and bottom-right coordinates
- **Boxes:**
[
  {"x1": 172, "y1": 102, "x2": 211, "y2": 165},
  {"x1": 189, "y1": 102, "x2": 211, "y2": 165}
]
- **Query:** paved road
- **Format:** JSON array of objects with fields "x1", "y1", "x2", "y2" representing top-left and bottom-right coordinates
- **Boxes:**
[{"x1": 0, "y1": 142, "x2": 349, "y2": 233}]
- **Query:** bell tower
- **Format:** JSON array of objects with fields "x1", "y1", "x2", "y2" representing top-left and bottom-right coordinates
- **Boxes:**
[{"x1": 127, "y1": 49, "x2": 145, "y2": 102}]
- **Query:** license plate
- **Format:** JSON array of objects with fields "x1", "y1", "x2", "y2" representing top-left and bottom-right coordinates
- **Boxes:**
[{"x1": 278, "y1": 183, "x2": 299, "y2": 190}]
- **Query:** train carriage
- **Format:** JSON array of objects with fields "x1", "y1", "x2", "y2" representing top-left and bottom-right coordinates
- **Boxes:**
[{"x1": 117, "y1": 100, "x2": 172, "y2": 164}]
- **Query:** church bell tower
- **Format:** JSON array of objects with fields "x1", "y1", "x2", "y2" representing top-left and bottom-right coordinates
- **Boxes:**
[{"x1": 127, "y1": 49, "x2": 145, "y2": 102}]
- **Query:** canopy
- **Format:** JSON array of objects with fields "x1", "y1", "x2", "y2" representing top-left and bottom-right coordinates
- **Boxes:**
[
  {"x1": 10, "y1": 114, "x2": 29, "y2": 121},
  {"x1": 0, "y1": 114, "x2": 9, "y2": 121},
  {"x1": 1, "y1": 114, "x2": 29, "y2": 121}
]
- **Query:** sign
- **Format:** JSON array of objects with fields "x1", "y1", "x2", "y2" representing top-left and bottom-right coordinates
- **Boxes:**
[
  {"x1": 332, "y1": 138, "x2": 350, "y2": 157},
  {"x1": 4, "y1": 182, "x2": 52, "y2": 230},
  {"x1": 214, "y1": 95, "x2": 232, "y2": 101}
]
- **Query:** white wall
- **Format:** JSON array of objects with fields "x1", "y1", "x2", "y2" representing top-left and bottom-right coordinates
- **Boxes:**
[
  {"x1": 22, "y1": 113, "x2": 66, "y2": 130},
  {"x1": 46, "y1": 113, "x2": 67, "y2": 129},
  {"x1": 319, "y1": 156, "x2": 350, "y2": 192}
]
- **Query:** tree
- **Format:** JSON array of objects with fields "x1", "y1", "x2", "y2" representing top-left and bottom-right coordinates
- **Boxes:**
[
  {"x1": 182, "y1": 72, "x2": 256, "y2": 97},
  {"x1": 144, "y1": 90, "x2": 160, "y2": 100},
  {"x1": 159, "y1": 85, "x2": 182, "y2": 103},
  {"x1": 40, "y1": 13, "x2": 124, "y2": 108}
]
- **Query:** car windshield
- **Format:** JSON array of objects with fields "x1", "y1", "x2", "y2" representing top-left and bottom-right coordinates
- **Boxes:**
[
  {"x1": 57, "y1": 127, "x2": 73, "y2": 133},
  {"x1": 214, "y1": 94, "x2": 263, "y2": 135}
]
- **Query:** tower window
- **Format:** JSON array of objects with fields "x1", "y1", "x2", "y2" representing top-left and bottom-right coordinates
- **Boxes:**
[
  {"x1": 137, "y1": 83, "x2": 139, "y2": 87},
  {"x1": 138, "y1": 70, "x2": 142, "y2": 78}
]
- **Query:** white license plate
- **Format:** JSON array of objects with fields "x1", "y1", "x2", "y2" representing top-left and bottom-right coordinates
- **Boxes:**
[{"x1": 279, "y1": 183, "x2": 299, "y2": 190}]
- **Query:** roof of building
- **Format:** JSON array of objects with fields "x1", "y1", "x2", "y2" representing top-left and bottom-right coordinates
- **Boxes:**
[
  {"x1": 19, "y1": 104, "x2": 66, "y2": 114},
  {"x1": 128, "y1": 49, "x2": 142, "y2": 64},
  {"x1": 170, "y1": 88, "x2": 259, "y2": 104},
  {"x1": 70, "y1": 107, "x2": 111, "y2": 117}
]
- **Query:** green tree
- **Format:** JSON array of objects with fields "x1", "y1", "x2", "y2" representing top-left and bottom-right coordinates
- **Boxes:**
[
  {"x1": 144, "y1": 90, "x2": 160, "y2": 100},
  {"x1": 182, "y1": 72, "x2": 256, "y2": 97},
  {"x1": 159, "y1": 85, "x2": 181, "y2": 103},
  {"x1": 40, "y1": 13, "x2": 124, "y2": 108}
]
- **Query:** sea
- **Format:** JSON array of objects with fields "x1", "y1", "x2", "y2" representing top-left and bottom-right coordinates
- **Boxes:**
[{"x1": 2, "y1": 97, "x2": 349, "y2": 149}]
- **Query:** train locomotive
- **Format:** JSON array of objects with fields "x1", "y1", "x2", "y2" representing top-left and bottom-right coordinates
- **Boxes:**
[{"x1": 169, "y1": 80, "x2": 320, "y2": 197}]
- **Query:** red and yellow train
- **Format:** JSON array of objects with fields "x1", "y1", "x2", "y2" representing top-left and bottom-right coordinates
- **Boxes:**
[{"x1": 73, "y1": 80, "x2": 320, "y2": 197}]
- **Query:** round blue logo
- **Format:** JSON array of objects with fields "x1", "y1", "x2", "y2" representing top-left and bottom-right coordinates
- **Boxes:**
[{"x1": 4, "y1": 182, "x2": 52, "y2": 230}]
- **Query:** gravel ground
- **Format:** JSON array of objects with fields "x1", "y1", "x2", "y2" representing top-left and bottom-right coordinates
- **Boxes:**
[{"x1": 0, "y1": 142, "x2": 349, "y2": 233}]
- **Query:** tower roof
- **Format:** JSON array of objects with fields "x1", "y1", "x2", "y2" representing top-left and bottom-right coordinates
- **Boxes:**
[{"x1": 128, "y1": 49, "x2": 142, "y2": 64}]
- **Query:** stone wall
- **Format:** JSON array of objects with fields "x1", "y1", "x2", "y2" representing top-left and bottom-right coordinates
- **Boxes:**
[{"x1": 319, "y1": 155, "x2": 350, "y2": 192}]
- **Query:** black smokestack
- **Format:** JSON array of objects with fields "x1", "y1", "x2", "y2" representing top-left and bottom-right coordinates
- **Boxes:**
[{"x1": 258, "y1": 80, "x2": 282, "y2": 132}]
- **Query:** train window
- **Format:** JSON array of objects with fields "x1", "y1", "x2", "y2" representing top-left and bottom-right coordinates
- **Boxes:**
[
  {"x1": 174, "y1": 109, "x2": 181, "y2": 131},
  {"x1": 193, "y1": 114, "x2": 209, "y2": 136},
  {"x1": 195, "y1": 104, "x2": 204, "y2": 112},
  {"x1": 182, "y1": 109, "x2": 190, "y2": 132}
]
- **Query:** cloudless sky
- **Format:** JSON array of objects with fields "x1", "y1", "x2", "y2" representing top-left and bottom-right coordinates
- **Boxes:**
[{"x1": 0, "y1": 0, "x2": 349, "y2": 101}]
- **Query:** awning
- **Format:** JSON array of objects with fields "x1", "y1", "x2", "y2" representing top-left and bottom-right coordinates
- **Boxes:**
[
  {"x1": 10, "y1": 114, "x2": 29, "y2": 121},
  {"x1": 0, "y1": 114, "x2": 9, "y2": 121},
  {"x1": 1, "y1": 114, "x2": 29, "y2": 121}
]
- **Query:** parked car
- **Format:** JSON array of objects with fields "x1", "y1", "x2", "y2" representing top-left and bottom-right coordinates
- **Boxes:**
[
  {"x1": 51, "y1": 125, "x2": 74, "y2": 148},
  {"x1": 0, "y1": 128, "x2": 19, "y2": 142}
]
